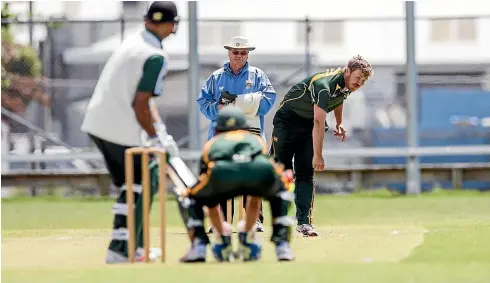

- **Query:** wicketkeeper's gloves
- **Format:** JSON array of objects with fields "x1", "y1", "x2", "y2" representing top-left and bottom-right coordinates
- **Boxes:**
[{"x1": 219, "y1": 91, "x2": 237, "y2": 106}]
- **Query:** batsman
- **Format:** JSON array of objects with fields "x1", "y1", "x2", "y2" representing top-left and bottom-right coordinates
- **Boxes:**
[
  {"x1": 179, "y1": 106, "x2": 296, "y2": 263},
  {"x1": 80, "y1": 2, "x2": 180, "y2": 263}
]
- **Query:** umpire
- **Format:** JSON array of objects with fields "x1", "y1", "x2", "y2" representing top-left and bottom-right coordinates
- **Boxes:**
[{"x1": 197, "y1": 36, "x2": 277, "y2": 232}]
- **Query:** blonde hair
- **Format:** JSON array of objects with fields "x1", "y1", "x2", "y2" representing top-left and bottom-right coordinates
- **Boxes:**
[{"x1": 347, "y1": 55, "x2": 373, "y2": 77}]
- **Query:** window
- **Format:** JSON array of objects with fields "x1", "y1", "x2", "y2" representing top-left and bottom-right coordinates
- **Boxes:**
[
  {"x1": 430, "y1": 18, "x2": 476, "y2": 43},
  {"x1": 198, "y1": 22, "x2": 242, "y2": 48},
  {"x1": 430, "y1": 20, "x2": 451, "y2": 42},
  {"x1": 297, "y1": 21, "x2": 344, "y2": 46},
  {"x1": 457, "y1": 18, "x2": 476, "y2": 41}
]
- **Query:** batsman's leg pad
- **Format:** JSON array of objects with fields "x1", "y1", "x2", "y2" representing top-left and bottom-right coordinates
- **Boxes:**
[
  {"x1": 271, "y1": 216, "x2": 295, "y2": 245},
  {"x1": 108, "y1": 161, "x2": 163, "y2": 257},
  {"x1": 268, "y1": 190, "x2": 294, "y2": 219},
  {"x1": 186, "y1": 199, "x2": 210, "y2": 245},
  {"x1": 108, "y1": 183, "x2": 143, "y2": 257}
]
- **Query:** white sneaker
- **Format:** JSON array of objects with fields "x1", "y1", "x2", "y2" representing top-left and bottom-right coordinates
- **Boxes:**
[
  {"x1": 275, "y1": 241, "x2": 295, "y2": 261},
  {"x1": 105, "y1": 247, "x2": 162, "y2": 264},
  {"x1": 296, "y1": 224, "x2": 319, "y2": 237}
]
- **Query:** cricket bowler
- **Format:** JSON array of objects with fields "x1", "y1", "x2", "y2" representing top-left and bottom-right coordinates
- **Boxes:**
[
  {"x1": 179, "y1": 106, "x2": 295, "y2": 263},
  {"x1": 80, "y1": 1, "x2": 180, "y2": 263},
  {"x1": 270, "y1": 55, "x2": 373, "y2": 237}
]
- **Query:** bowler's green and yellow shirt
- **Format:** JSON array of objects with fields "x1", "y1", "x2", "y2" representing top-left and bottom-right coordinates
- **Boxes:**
[{"x1": 278, "y1": 68, "x2": 352, "y2": 119}]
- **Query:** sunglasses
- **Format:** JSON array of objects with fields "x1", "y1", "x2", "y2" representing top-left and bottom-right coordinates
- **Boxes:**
[{"x1": 231, "y1": 50, "x2": 248, "y2": 56}]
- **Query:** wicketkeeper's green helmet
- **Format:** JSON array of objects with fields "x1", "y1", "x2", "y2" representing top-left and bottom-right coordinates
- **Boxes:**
[{"x1": 213, "y1": 105, "x2": 248, "y2": 132}]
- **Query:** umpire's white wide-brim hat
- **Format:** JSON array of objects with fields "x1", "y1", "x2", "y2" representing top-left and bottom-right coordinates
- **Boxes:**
[{"x1": 224, "y1": 36, "x2": 256, "y2": 51}]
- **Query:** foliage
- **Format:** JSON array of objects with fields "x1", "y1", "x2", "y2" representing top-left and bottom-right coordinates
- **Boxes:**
[{"x1": 1, "y1": 3, "x2": 48, "y2": 121}]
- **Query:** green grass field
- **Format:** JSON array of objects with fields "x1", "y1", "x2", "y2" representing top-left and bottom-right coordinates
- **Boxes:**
[{"x1": 2, "y1": 190, "x2": 490, "y2": 283}]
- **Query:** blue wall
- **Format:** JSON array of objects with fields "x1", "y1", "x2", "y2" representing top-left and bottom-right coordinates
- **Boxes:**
[{"x1": 369, "y1": 89, "x2": 490, "y2": 191}]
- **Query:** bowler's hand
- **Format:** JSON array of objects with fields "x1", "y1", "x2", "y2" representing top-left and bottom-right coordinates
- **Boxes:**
[
  {"x1": 334, "y1": 123, "x2": 347, "y2": 142},
  {"x1": 313, "y1": 155, "x2": 324, "y2": 171}
]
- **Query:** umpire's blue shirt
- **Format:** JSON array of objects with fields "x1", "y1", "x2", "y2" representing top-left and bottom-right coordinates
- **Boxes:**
[{"x1": 197, "y1": 62, "x2": 276, "y2": 140}]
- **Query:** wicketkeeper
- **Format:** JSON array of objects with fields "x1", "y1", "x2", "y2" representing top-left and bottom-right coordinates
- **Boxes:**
[
  {"x1": 179, "y1": 106, "x2": 295, "y2": 263},
  {"x1": 80, "y1": 1, "x2": 180, "y2": 263}
]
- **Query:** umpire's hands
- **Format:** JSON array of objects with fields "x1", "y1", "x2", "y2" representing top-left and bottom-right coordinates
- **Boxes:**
[{"x1": 218, "y1": 91, "x2": 237, "y2": 106}]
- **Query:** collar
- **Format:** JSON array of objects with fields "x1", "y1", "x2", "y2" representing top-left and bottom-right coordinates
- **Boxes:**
[
  {"x1": 142, "y1": 28, "x2": 163, "y2": 49},
  {"x1": 224, "y1": 61, "x2": 249, "y2": 76},
  {"x1": 337, "y1": 69, "x2": 346, "y2": 89}
]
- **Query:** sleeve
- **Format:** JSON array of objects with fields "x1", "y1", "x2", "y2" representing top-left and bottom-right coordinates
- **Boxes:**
[
  {"x1": 256, "y1": 72, "x2": 277, "y2": 116},
  {"x1": 137, "y1": 55, "x2": 166, "y2": 96},
  {"x1": 309, "y1": 77, "x2": 330, "y2": 113},
  {"x1": 197, "y1": 75, "x2": 219, "y2": 120}
]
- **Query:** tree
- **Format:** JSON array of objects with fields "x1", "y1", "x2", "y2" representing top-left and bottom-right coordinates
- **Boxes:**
[{"x1": 1, "y1": 3, "x2": 48, "y2": 124}]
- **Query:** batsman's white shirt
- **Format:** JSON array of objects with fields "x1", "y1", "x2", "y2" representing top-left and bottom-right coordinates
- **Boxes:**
[{"x1": 81, "y1": 29, "x2": 168, "y2": 146}]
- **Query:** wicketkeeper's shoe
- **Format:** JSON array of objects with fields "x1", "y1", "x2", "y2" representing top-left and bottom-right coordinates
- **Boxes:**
[
  {"x1": 211, "y1": 235, "x2": 234, "y2": 262},
  {"x1": 105, "y1": 247, "x2": 161, "y2": 264},
  {"x1": 255, "y1": 220, "x2": 265, "y2": 232},
  {"x1": 236, "y1": 231, "x2": 262, "y2": 262},
  {"x1": 180, "y1": 239, "x2": 207, "y2": 263},
  {"x1": 275, "y1": 241, "x2": 295, "y2": 261},
  {"x1": 296, "y1": 224, "x2": 319, "y2": 237}
]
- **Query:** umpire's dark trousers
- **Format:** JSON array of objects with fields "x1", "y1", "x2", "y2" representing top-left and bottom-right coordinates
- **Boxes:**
[{"x1": 269, "y1": 107, "x2": 315, "y2": 225}]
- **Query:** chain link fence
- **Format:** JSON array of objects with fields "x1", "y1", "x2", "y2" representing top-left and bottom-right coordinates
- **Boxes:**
[{"x1": 2, "y1": 12, "x2": 490, "y2": 168}]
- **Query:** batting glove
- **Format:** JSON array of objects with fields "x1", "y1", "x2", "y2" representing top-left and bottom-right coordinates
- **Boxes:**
[{"x1": 142, "y1": 123, "x2": 179, "y2": 158}]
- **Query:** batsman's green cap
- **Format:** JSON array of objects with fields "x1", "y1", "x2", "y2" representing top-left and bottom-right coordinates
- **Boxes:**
[{"x1": 213, "y1": 105, "x2": 248, "y2": 132}]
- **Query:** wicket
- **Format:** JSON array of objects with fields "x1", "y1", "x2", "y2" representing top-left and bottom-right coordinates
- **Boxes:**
[
  {"x1": 124, "y1": 147, "x2": 167, "y2": 264},
  {"x1": 225, "y1": 197, "x2": 246, "y2": 225}
]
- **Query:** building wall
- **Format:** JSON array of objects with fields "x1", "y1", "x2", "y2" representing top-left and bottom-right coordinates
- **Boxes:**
[{"x1": 159, "y1": 1, "x2": 490, "y2": 65}]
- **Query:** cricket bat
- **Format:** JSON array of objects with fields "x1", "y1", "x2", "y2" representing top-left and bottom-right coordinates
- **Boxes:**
[
  {"x1": 165, "y1": 156, "x2": 198, "y2": 239},
  {"x1": 167, "y1": 156, "x2": 198, "y2": 194}
]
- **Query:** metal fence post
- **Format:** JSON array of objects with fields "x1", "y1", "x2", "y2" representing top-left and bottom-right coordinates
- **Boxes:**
[
  {"x1": 188, "y1": 1, "x2": 200, "y2": 150},
  {"x1": 120, "y1": 16, "x2": 125, "y2": 43},
  {"x1": 305, "y1": 17, "x2": 312, "y2": 76},
  {"x1": 405, "y1": 1, "x2": 421, "y2": 195}
]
